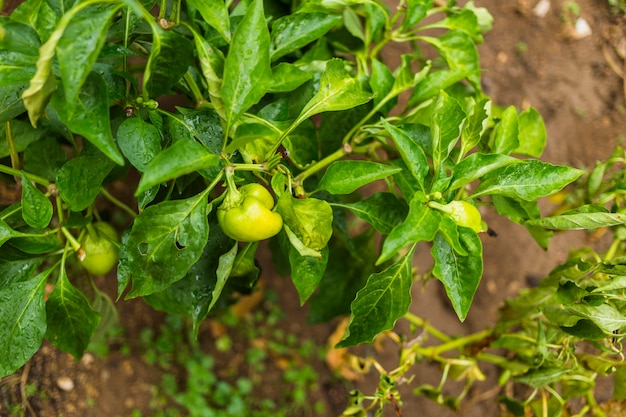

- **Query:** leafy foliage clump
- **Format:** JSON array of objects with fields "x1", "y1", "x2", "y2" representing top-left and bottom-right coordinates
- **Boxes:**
[{"x1": 1, "y1": 0, "x2": 625, "y2": 415}]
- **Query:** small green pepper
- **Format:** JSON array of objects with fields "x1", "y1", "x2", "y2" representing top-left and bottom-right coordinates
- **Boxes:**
[
  {"x1": 429, "y1": 200, "x2": 484, "y2": 233},
  {"x1": 217, "y1": 183, "x2": 283, "y2": 242},
  {"x1": 80, "y1": 222, "x2": 120, "y2": 275}
]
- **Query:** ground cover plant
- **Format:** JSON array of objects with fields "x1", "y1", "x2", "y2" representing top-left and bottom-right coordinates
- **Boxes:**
[{"x1": 1, "y1": 0, "x2": 625, "y2": 415}]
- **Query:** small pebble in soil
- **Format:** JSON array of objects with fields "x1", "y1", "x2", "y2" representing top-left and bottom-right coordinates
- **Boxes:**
[
  {"x1": 80, "y1": 353, "x2": 95, "y2": 367},
  {"x1": 56, "y1": 376, "x2": 75, "y2": 392}
]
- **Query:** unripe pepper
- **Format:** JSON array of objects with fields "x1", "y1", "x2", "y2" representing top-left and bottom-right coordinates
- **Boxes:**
[
  {"x1": 217, "y1": 183, "x2": 283, "y2": 242},
  {"x1": 429, "y1": 200, "x2": 484, "y2": 233},
  {"x1": 80, "y1": 222, "x2": 120, "y2": 275}
]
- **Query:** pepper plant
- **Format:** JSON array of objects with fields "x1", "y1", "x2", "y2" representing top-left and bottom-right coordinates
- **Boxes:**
[{"x1": 1, "y1": 0, "x2": 624, "y2": 414}]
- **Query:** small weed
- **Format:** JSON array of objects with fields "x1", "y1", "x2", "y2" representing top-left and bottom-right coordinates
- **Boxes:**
[
  {"x1": 135, "y1": 292, "x2": 328, "y2": 416},
  {"x1": 607, "y1": 0, "x2": 626, "y2": 13},
  {"x1": 561, "y1": 1, "x2": 581, "y2": 23}
]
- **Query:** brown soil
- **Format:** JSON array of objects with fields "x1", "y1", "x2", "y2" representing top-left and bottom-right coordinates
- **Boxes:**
[{"x1": 2, "y1": 0, "x2": 626, "y2": 416}]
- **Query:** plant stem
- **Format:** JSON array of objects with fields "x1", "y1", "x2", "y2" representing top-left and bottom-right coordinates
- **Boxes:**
[
  {"x1": 5, "y1": 121, "x2": 20, "y2": 178},
  {"x1": 294, "y1": 143, "x2": 352, "y2": 187},
  {"x1": 425, "y1": 328, "x2": 493, "y2": 358},
  {"x1": 0, "y1": 165, "x2": 50, "y2": 186},
  {"x1": 99, "y1": 187, "x2": 137, "y2": 219},
  {"x1": 404, "y1": 312, "x2": 451, "y2": 342},
  {"x1": 61, "y1": 226, "x2": 82, "y2": 255},
  {"x1": 184, "y1": 72, "x2": 204, "y2": 105}
]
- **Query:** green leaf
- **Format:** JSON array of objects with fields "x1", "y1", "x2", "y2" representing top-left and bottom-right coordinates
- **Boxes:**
[
  {"x1": 56, "y1": 3, "x2": 121, "y2": 112},
  {"x1": 295, "y1": 59, "x2": 372, "y2": 122},
  {"x1": 56, "y1": 155, "x2": 114, "y2": 211},
  {"x1": 418, "y1": 29, "x2": 480, "y2": 90},
  {"x1": 192, "y1": 30, "x2": 225, "y2": 118},
  {"x1": 45, "y1": 267, "x2": 100, "y2": 359},
  {"x1": 230, "y1": 241, "x2": 260, "y2": 282},
  {"x1": 187, "y1": 0, "x2": 231, "y2": 42},
  {"x1": 491, "y1": 105, "x2": 518, "y2": 155},
  {"x1": 460, "y1": 98, "x2": 491, "y2": 156},
  {"x1": 20, "y1": 172, "x2": 53, "y2": 228},
  {"x1": 0, "y1": 84, "x2": 28, "y2": 123},
  {"x1": 436, "y1": 8, "x2": 484, "y2": 43},
  {"x1": 431, "y1": 90, "x2": 466, "y2": 170},
  {"x1": 276, "y1": 194, "x2": 333, "y2": 252},
  {"x1": 143, "y1": 27, "x2": 194, "y2": 98},
  {"x1": 526, "y1": 207, "x2": 626, "y2": 230},
  {"x1": 402, "y1": 0, "x2": 433, "y2": 29},
  {"x1": 408, "y1": 68, "x2": 469, "y2": 106},
  {"x1": 343, "y1": 7, "x2": 364, "y2": 42},
  {"x1": 122, "y1": 192, "x2": 209, "y2": 298},
  {"x1": 318, "y1": 160, "x2": 402, "y2": 194},
  {"x1": 50, "y1": 71, "x2": 124, "y2": 165},
  {"x1": 449, "y1": 153, "x2": 520, "y2": 191},
  {"x1": 431, "y1": 228, "x2": 483, "y2": 321},
  {"x1": 21, "y1": 17, "x2": 60, "y2": 126},
  {"x1": 175, "y1": 107, "x2": 224, "y2": 154},
  {"x1": 290, "y1": 246, "x2": 329, "y2": 305},
  {"x1": 23, "y1": 137, "x2": 67, "y2": 181},
  {"x1": 370, "y1": 58, "x2": 395, "y2": 113},
  {"x1": 0, "y1": 264, "x2": 49, "y2": 377},
  {"x1": 474, "y1": 160, "x2": 584, "y2": 201},
  {"x1": 136, "y1": 140, "x2": 220, "y2": 196},
  {"x1": 9, "y1": 0, "x2": 58, "y2": 43},
  {"x1": 270, "y1": 12, "x2": 341, "y2": 61},
  {"x1": 565, "y1": 304, "x2": 626, "y2": 335},
  {"x1": 560, "y1": 319, "x2": 606, "y2": 340},
  {"x1": 0, "y1": 20, "x2": 39, "y2": 120},
  {"x1": 117, "y1": 117, "x2": 162, "y2": 172},
  {"x1": 10, "y1": 231, "x2": 62, "y2": 255},
  {"x1": 383, "y1": 119, "x2": 429, "y2": 191},
  {"x1": 0, "y1": 256, "x2": 44, "y2": 287},
  {"x1": 515, "y1": 367, "x2": 569, "y2": 389},
  {"x1": 145, "y1": 223, "x2": 236, "y2": 337},
  {"x1": 0, "y1": 220, "x2": 38, "y2": 247},
  {"x1": 378, "y1": 193, "x2": 440, "y2": 265},
  {"x1": 436, "y1": 215, "x2": 468, "y2": 256},
  {"x1": 333, "y1": 192, "x2": 408, "y2": 234},
  {"x1": 269, "y1": 62, "x2": 313, "y2": 93},
  {"x1": 337, "y1": 246, "x2": 415, "y2": 348},
  {"x1": 0, "y1": 120, "x2": 49, "y2": 159},
  {"x1": 222, "y1": 0, "x2": 271, "y2": 128},
  {"x1": 514, "y1": 107, "x2": 546, "y2": 157}
]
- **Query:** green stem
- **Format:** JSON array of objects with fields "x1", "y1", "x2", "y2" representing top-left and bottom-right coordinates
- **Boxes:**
[
  {"x1": 170, "y1": 0, "x2": 181, "y2": 25},
  {"x1": 55, "y1": 196, "x2": 64, "y2": 225},
  {"x1": 587, "y1": 391, "x2": 607, "y2": 417},
  {"x1": 99, "y1": 187, "x2": 137, "y2": 219},
  {"x1": 6, "y1": 121, "x2": 19, "y2": 177},
  {"x1": 184, "y1": 72, "x2": 204, "y2": 105},
  {"x1": 123, "y1": 8, "x2": 131, "y2": 82},
  {"x1": 603, "y1": 237, "x2": 621, "y2": 261},
  {"x1": 341, "y1": 99, "x2": 392, "y2": 145},
  {"x1": 159, "y1": 0, "x2": 167, "y2": 20},
  {"x1": 231, "y1": 163, "x2": 269, "y2": 173},
  {"x1": 221, "y1": 167, "x2": 242, "y2": 209},
  {"x1": 294, "y1": 143, "x2": 352, "y2": 187},
  {"x1": 0, "y1": 165, "x2": 50, "y2": 186},
  {"x1": 404, "y1": 312, "x2": 451, "y2": 342},
  {"x1": 425, "y1": 329, "x2": 493, "y2": 358},
  {"x1": 61, "y1": 226, "x2": 82, "y2": 255}
]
